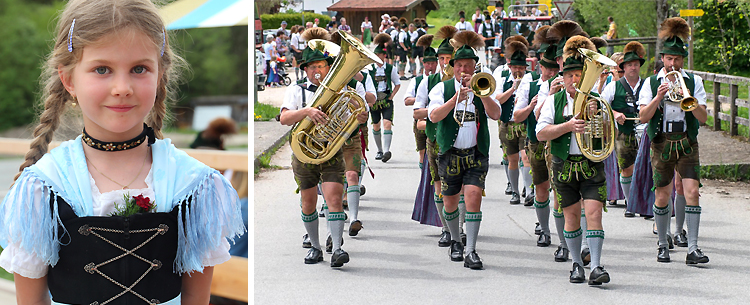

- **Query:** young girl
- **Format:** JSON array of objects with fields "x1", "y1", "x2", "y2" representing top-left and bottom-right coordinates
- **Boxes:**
[{"x1": 0, "y1": 1, "x2": 245, "y2": 304}]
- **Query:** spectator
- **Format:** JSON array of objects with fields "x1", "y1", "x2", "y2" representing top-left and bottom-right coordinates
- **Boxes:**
[
  {"x1": 313, "y1": 18, "x2": 320, "y2": 28},
  {"x1": 278, "y1": 20, "x2": 289, "y2": 36},
  {"x1": 275, "y1": 30, "x2": 289, "y2": 60},
  {"x1": 606, "y1": 16, "x2": 617, "y2": 56},
  {"x1": 190, "y1": 117, "x2": 238, "y2": 150},
  {"x1": 379, "y1": 14, "x2": 391, "y2": 33},
  {"x1": 339, "y1": 17, "x2": 351, "y2": 34},
  {"x1": 290, "y1": 25, "x2": 305, "y2": 81},
  {"x1": 471, "y1": 8, "x2": 482, "y2": 32},
  {"x1": 263, "y1": 34, "x2": 275, "y2": 86},
  {"x1": 327, "y1": 16, "x2": 338, "y2": 31},
  {"x1": 361, "y1": 16, "x2": 373, "y2": 45},
  {"x1": 306, "y1": 21, "x2": 313, "y2": 29}
]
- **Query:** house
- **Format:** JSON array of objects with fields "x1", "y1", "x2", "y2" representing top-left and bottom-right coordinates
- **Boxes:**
[{"x1": 327, "y1": 0, "x2": 439, "y2": 36}]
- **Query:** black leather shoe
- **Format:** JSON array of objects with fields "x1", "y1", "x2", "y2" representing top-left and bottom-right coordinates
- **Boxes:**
[
  {"x1": 325, "y1": 235, "x2": 344, "y2": 253},
  {"x1": 302, "y1": 234, "x2": 312, "y2": 248},
  {"x1": 657, "y1": 246, "x2": 671, "y2": 263},
  {"x1": 359, "y1": 185, "x2": 366, "y2": 196},
  {"x1": 304, "y1": 247, "x2": 323, "y2": 264},
  {"x1": 537, "y1": 233, "x2": 551, "y2": 247},
  {"x1": 667, "y1": 234, "x2": 674, "y2": 249},
  {"x1": 554, "y1": 245, "x2": 569, "y2": 262},
  {"x1": 509, "y1": 192, "x2": 521, "y2": 205},
  {"x1": 581, "y1": 248, "x2": 591, "y2": 266},
  {"x1": 342, "y1": 199, "x2": 348, "y2": 210},
  {"x1": 330, "y1": 249, "x2": 350, "y2": 267},
  {"x1": 505, "y1": 182, "x2": 513, "y2": 195},
  {"x1": 521, "y1": 187, "x2": 526, "y2": 198},
  {"x1": 534, "y1": 222, "x2": 542, "y2": 235},
  {"x1": 348, "y1": 220, "x2": 363, "y2": 236},
  {"x1": 641, "y1": 214, "x2": 653, "y2": 220},
  {"x1": 588, "y1": 266, "x2": 610, "y2": 285},
  {"x1": 438, "y1": 231, "x2": 451, "y2": 247},
  {"x1": 523, "y1": 194, "x2": 534, "y2": 206},
  {"x1": 652, "y1": 223, "x2": 657, "y2": 235},
  {"x1": 674, "y1": 230, "x2": 688, "y2": 247},
  {"x1": 686, "y1": 249, "x2": 709, "y2": 264},
  {"x1": 460, "y1": 232, "x2": 467, "y2": 246},
  {"x1": 464, "y1": 251, "x2": 483, "y2": 269},
  {"x1": 624, "y1": 211, "x2": 636, "y2": 218},
  {"x1": 450, "y1": 240, "x2": 464, "y2": 261},
  {"x1": 375, "y1": 151, "x2": 383, "y2": 160},
  {"x1": 569, "y1": 262, "x2": 585, "y2": 283},
  {"x1": 608, "y1": 200, "x2": 618, "y2": 206},
  {"x1": 382, "y1": 151, "x2": 392, "y2": 162}
]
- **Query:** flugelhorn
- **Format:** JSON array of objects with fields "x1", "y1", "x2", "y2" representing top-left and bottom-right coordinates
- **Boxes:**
[
  {"x1": 664, "y1": 68, "x2": 697, "y2": 112},
  {"x1": 573, "y1": 48, "x2": 618, "y2": 162}
]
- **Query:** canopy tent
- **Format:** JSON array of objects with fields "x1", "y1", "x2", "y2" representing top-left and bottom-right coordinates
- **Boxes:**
[{"x1": 160, "y1": 0, "x2": 249, "y2": 30}]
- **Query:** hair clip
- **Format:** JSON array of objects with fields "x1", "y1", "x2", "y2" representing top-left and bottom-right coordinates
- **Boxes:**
[
  {"x1": 68, "y1": 19, "x2": 76, "y2": 52},
  {"x1": 161, "y1": 28, "x2": 166, "y2": 57}
]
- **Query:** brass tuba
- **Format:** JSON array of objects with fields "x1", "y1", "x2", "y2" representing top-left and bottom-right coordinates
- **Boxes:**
[
  {"x1": 290, "y1": 31, "x2": 383, "y2": 164},
  {"x1": 664, "y1": 68, "x2": 698, "y2": 112},
  {"x1": 573, "y1": 48, "x2": 618, "y2": 162}
]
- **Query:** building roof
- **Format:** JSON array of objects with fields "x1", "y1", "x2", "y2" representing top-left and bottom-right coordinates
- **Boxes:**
[{"x1": 328, "y1": 0, "x2": 439, "y2": 12}]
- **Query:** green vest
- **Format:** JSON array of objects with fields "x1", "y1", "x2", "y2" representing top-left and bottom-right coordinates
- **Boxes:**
[
  {"x1": 369, "y1": 63, "x2": 394, "y2": 94},
  {"x1": 424, "y1": 73, "x2": 443, "y2": 141},
  {"x1": 646, "y1": 73, "x2": 699, "y2": 141},
  {"x1": 481, "y1": 22, "x2": 495, "y2": 38},
  {"x1": 549, "y1": 91, "x2": 573, "y2": 159},
  {"x1": 500, "y1": 70, "x2": 515, "y2": 122},
  {"x1": 611, "y1": 79, "x2": 640, "y2": 134},
  {"x1": 525, "y1": 78, "x2": 544, "y2": 143},
  {"x1": 548, "y1": 90, "x2": 601, "y2": 159},
  {"x1": 437, "y1": 78, "x2": 491, "y2": 156}
]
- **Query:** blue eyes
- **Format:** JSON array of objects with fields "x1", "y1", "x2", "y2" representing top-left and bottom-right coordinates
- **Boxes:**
[{"x1": 93, "y1": 66, "x2": 148, "y2": 74}]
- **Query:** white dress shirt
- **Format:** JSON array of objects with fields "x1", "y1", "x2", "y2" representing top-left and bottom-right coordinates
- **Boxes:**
[
  {"x1": 282, "y1": 79, "x2": 367, "y2": 111},
  {"x1": 536, "y1": 91, "x2": 583, "y2": 155},
  {"x1": 455, "y1": 21, "x2": 474, "y2": 32},
  {"x1": 414, "y1": 71, "x2": 446, "y2": 110},
  {"x1": 372, "y1": 63, "x2": 401, "y2": 93},
  {"x1": 428, "y1": 78, "x2": 501, "y2": 149},
  {"x1": 638, "y1": 68, "x2": 706, "y2": 132}
]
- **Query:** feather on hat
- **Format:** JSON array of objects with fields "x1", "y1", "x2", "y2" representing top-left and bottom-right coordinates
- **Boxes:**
[
  {"x1": 590, "y1": 37, "x2": 608, "y2": 50},
  {"x1": 374, "y1": 33, "x2": 392, "y2": 45},
  {"x1": 533, "y1": 25, "x2": 551, "y2": 48},
  {"x1": 547, "y1": 20, "x2": 587, "y2": 43},
  {"x1": 301, "y1": 27, "x2": 331, "y2": 42},
  {"x1": 505, "y1": 35, "x2": 529, "y2": 48},
  {"x1": 416, "y1": 34, "x2": 434, "y2": 48},
  {"x1": 436, "y1": 25, "x2": 458, "y2": 40},
  {"x1": 659, "y1": 17, "x2": 690, "y2": 40},
  {"x1": 505, "y1": 41, "x2": 528, "y2": 60},
  {"x1": 623, "y1": 41, "x2": 646, "y2": 58},
  {"x1": 563, "y1": 35, "x2": 595, "y2": 63},
  {"x1": 450, "y1": 30, "x2": 484, "y2": 50}
]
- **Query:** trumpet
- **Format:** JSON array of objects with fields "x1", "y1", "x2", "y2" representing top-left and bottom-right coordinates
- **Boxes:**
[
  {"x1": 663, "y1": 67, "x2": 698, "y2": 112},
  {"x1": 453, "y1": 63, "x2": 497, "y2": 126}
]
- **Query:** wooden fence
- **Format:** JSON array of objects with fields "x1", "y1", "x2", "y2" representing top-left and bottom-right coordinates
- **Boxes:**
[{"x1": 686, "y1": 70, "x2": 750, "y2": 141}]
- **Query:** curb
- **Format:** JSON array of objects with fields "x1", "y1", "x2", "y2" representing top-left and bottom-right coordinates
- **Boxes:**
[
  {"x1": 0, "y1": 278, "x2": 14, "y2": 295},
  {"x1": 254, "y1": 128, "x2": 292, "y2": 171}
]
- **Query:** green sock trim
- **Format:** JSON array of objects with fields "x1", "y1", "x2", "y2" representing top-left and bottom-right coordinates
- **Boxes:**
[
  {"x1": 465, "y1": 211, "x2": 482, "y2": 222},
  {"x1": 533, "y1": 199, "x2": 550, "y2": 209},
  {"x1": 301, "y1": 211, "x2": 318, "y2": 222},
  {"x1": 373, "y1": 130, "x2": 381, "y2": 135},
  {"x1": 384, "y1": 130, "x2": 393, "y2": 135},
  {"x1": 563, "y1": 228, "x2": 582, "y2": 239},
  {"x1": 585, "y1": 230, "x2": 605, "y2": 239},
  {"x1": 580, "y1": 208, "x2": 586, "y2": 217},
  {"x1": 434, "y1": 194, "x2": 443, "y2": 203},
  {"x1": 620, "y1": 175, "x2": 632, "y2": 184},
  {"x1": 653, "y1": 204, "x2": 670, "y2": 216},
  {"x1": 459, "y1": 194, "x2": 465, "y2": 204},
  {"x1": 323, "y1": 204, "x2": 328, "y2": 210},
  {"x1": 552, "y1": 210, "x2": 564, "y2": 218},
  {"x1": 347, "y1": 186, "x2": 360, "y2": 193},
  {"x1": 444, "y1": 208, "x2": 459, "y2": 221},
  {"x1": 685, "y1": 206, "x2": 702, "y2": 214},
  {"x1": 327, "y1": 211, "x2": 346, "y2": 221}
]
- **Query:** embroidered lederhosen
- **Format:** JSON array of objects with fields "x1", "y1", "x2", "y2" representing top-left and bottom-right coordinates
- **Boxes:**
[{"x1": 48, "y1": 196, "x2": 182, "y2": 305}]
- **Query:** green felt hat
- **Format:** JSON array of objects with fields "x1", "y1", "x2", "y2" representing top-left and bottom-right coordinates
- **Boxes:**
[
  {"x1": 374, "y1": 44, "x2": 388, "y2": 54},
  {"x1": 538, "y1": 42, "x2": 550, "y2": 54},
  {"x1": 423, "y1": 47, "x2": 438, "y2": 62},
  {"x1": 555, "y1": 37, "x2": 568, "y2": 58},
  {"x1": 437, "y1": 38, "x2": 453, "y2": 55},
  {"x1": 449, "y1": 45, "x2": 479, "y2": 66},
  {"x1": 299, "y1": 47, "x2": 334, "y2": 70},
  {"x1": 562, "y1": 55, "x2": 584, "y2": 72},
  {"x1": 509, "y1": 50, "x2": 527, "y2": 66},
  {"x1": 540, "y1": 45, "x2": 559, "y2": 69},
  {"x1": 661, "y1": 36, "x2": 688, "y2": 57},
  {"x1": 620, "y1": 51, "x2": 645, "y2": 69}
]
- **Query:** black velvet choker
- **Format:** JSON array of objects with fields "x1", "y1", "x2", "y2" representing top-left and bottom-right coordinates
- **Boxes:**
[{"x1": 82, "y1": 123, "x2": 156, "y2": 151}]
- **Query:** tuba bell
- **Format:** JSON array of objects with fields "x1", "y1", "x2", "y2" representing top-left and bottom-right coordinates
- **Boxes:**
[
  {"x1": 290, "y1": 31, "x2": 383, "y2": 164},
  {"x1": 664, "y1": 68, "x2": 698, "y2": 112},
  {"x1": 572, "y1": 48, "x2": 618, "y2": 162}
]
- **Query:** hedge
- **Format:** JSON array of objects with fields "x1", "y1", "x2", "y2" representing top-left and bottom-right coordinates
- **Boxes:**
[{"x1": 260, "y1": 13, "x2": 331, "y2": 31}]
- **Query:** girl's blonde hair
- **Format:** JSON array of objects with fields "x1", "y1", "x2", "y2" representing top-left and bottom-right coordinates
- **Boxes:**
[{"x1": 16, "y1": 0, "x2": 185, "y2": 180}]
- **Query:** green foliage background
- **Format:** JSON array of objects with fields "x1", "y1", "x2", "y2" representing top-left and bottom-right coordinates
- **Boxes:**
[
  {"x1": 0, "y1": 0, "x2": 247, "y2": 132},
  {"x1": 260, "y1": 12, "x2": 331, "y2": 30},
  {"x1": 693, "y1": 0, "x2": 750, "y2": 74}
]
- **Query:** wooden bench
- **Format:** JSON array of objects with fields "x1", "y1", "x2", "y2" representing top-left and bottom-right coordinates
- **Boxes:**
[{"x1": 210, "y1": 256, "x2": 248, "y2": 302}]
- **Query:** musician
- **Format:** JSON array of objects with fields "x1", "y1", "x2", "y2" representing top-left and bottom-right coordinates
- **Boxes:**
[
  {"x1": 477, "y1": 11, "x2": 495, "y2": 63},
  {"x1": 413, "y1": 28, "x2": 465, "y2": 247},
  {"x1": 428, "y1": 31, "x2": 501, "y2": 269},
  {"x1": 370, "y1": 33, "x2": 402, "y2": 162},
  {"x1": 404, "y1": 38, "x2": 439, "y2": 170},
  {"x1": 279, "y1": 28, "x2": 367, "y2": 267},
  {"x1": 542, "y1": 20, "x2": 592, "y2": 266},
  {"x1": 600, "y1": 41, "x2": 646, "y2": 215},
  {"x1": 396, "y1": 18, "x2": 411, "y2": 80},
  {"x1": 514, "y1": 28, "x2": 560, "y2": 248},
  {"x1": 536, "y1": 36, "x2": 610, "y2": 285},
  {"x1": 493, "y1": 35, "x2": 532, "y2": 205},
  {"x1": 637, "y1": 17, "x2": 708, "y2": 264}
]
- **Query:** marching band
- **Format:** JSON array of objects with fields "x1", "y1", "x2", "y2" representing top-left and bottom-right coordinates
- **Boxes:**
[{"x1": 279, "y1": 16, "x2": 710, "y2": 283}]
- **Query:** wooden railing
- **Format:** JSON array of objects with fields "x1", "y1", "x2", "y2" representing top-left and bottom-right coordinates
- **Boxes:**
[
  {"x1": 0, "y1": 138, "x2": 248, "y2": 171},
  {"x1": 685, "y1": 70, "x2": 750, "y2": 141}
]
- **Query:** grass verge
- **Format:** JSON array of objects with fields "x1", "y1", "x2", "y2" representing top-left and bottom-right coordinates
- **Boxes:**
[
  {"x1": 701, "y1": 164, "x2": 750, "y2": 182},
  {"x1": 254, "y1": 102, "x2": 281, "y2": 122},
  {"x1": 254, "y1": 133, "x2": 288, "y2": 176}
]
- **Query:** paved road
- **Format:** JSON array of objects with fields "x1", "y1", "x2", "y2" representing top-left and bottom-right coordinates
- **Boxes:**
[{"x1": 254, "y1": 62, "x2": 750, "y2": 304}]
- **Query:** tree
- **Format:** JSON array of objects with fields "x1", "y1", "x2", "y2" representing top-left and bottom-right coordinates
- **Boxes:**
[{"x1": 693, "y1": 0, "x2": 750, "y2": 74}]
